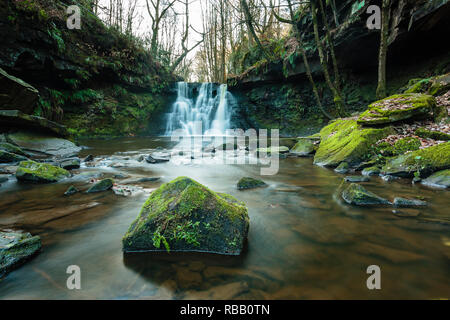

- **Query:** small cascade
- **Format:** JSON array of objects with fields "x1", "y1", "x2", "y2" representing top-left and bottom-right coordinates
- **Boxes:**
[{"x1": 165, "y1": 82, "x2": 235, "y2": 136}]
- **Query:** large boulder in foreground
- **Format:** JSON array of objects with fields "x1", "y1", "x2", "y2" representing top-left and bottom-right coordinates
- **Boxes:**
[
  {"x1": 1, "y1": 231, "x2": 41, "y2": 278},
  {"x1": 314, "y1": 119, "x2": 393, "y2": 168},
  {"x1": 123, "y1": 177, "x2": 250, "y2": 255},
  {"x1": 357, "y1": 94, "x2": 436, "y2": 125},
  {"x1": 342, "y1": 183, "x2": 391, "y2": 206},
  {"x1": 16, "y1": 160, "x2": 70, "y2": 183},
  {"x1": 382, "y1": 142, "x2": 450, "y2": 178}
]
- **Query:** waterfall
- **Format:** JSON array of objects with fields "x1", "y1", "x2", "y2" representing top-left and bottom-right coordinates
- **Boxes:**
[{"x1": 165, "y1": 82, "x2": 235, "y2": 136}]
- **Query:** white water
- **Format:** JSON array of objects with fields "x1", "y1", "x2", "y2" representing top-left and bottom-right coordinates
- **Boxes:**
[{"x1": 165, "y1": 82, "x2": 235, "y2": 136}]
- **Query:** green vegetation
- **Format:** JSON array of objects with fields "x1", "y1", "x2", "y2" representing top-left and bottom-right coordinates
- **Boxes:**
[{"x1": 15, "y1": 161, "x2": 70, "y2": 183}]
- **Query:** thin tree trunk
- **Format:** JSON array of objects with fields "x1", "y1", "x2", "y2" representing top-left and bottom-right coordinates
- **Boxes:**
[{"x1": 377, "y1": 0, "x2": 391, "y2": 99}]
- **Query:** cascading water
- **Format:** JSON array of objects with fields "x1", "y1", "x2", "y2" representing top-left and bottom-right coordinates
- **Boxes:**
[{"x1": 165, "y1": 82, "x2": 235, "y2": 136}]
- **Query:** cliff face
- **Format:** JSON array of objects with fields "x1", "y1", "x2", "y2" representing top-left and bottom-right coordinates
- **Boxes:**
[
  {"x1": 228, "y1": 0, "x2": 450, "y2": 136},
  {"x1": 0, "y1": 0, "x2": 177, "y2": 138}
]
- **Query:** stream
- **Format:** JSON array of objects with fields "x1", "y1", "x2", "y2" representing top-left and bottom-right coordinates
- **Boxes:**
[{"x1": 0, "y1": 136, "x2": 449, "y2": 299}]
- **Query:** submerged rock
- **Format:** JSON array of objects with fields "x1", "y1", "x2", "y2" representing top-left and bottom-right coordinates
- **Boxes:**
[
  {"x1": 59, "y1": 157, "x2": 81, "y2": 170},
  {"x1": 146, "y1": 155, "x2": 170, "y2": 164},
  {"x1": 0, "y1": 150, "x2": 28, "y2": 163},
  {"x1": 357, "y1": 94, "x2": 436, "y2": 125},
  {"x1": 16, "y1": 160, "x2": 70, "y2": 183},
  {"x1": 342, "y1": 183, "x2": 391, "y2": 206},
  {"x1": 314, "y1": 119, "x2": 393, "y2": 168},
  {"x1": 344, "y1": 176, "x2": 370, "y2": 183},
  {"x1": 83, "y1": 154, "x2": 94, "y2": 162},
  {"x1": 237, "y1": 177, "x2": 267, "y2": 190},
  {"x1": 335, "y1": 162, "x2": 350, "y2": 174},
  {"x1": 86, "y1": 178, "x2": 114, "y2": 193},
  {"x1": 382, "y1": 142, "x2": 450, "y2": 178},
  {"x1": 421, "y1": 169, "x2": 450, "y2": 188},
  {"x1": 122, "y1": 177, "x2": 250, "y2": 255},
  {"x1": 0, "y1": 231, "x2": 41, "y2": 278},
  {"x1": 393, "y1": 198, "x2": 428, "y2": 207},
  {"x1": 64, "y1": 185, "x2": 79, "y2": 196}
]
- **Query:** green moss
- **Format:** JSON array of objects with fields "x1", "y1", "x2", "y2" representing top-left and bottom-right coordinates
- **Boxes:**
[
  {"x1": 237, "y1": 177, "x2": 267, "y2": 190},
  {"x1": 415, "y1": 128, "x2": 450, "y2": 141},
  {"x1": 15, "y1": 161, "x2": 70, "y2": 183},
  {"x1": 404, "y1": 78, "x2": 431, "y2": 94},
  {"x1": 358, "y1": 94, "x2": 436, "y2": 125},
  {"x1": 314, "y1": 119, "x2": 394, "y2": 167},
  {"x1": 393, "y1": 137, "x2": 421, "y2": 155}
]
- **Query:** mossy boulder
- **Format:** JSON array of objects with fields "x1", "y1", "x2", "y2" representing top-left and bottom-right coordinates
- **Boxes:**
[
  {"x1": 123, "y1": 177, "x2": 250, "y2": 255},
  {"x1": 314, "y1": 119, "x2": 393, "y2": 168},
  {"x1": 1, "y1": 231, "x2": 41, "y2": 278},
  {"x1": 393, "y1": 137, "x2": 421, "y2": 155},
  {"x1": 335, "y1": 162, "x2": 350, "y2": 174},
  {"x1": 237, "y1": 177, "x2": 267, "y2": 190},
  {"x1": 0, "y1": 142, "x2": 29, "y2": 157},
  {"x1": 429, "y1": 73, "x2": 450, "y2": 96},
  {"x1": 0, "y1": 150, "x2": 28, "y2": 163},
  {"x1": 362, "y1": 166, "x2": 381, "y2": 176},
  {"x1": 16, "y1": 160, "x2": 70, "y2": 183},
  {"x1": 86, "y1": 178, "x2": 114, "y2": 193},
  {"x1": 342, "y1": 183, "x2": 391, "y2": 206},
  {"x1": 382, "y1": 142, "x2": 450, "y2": 178},
  {"x1": 357, "y1": 94, "x2": 436, "y2": 125},
  {"x1": 59, "y1": 157, "x2": 81, "y2": 170},
  {"x1": 415, "y1": 128, "x2": 450, "y2": 141},
  {"x1": 290, "y1": 139, "x2": 316, "y2": 156},
  {"x1": 421, "y1": 169, "x2": 450, "y2": 188}
]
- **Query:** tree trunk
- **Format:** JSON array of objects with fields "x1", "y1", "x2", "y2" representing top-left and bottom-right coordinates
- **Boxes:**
[{"x1": 376, "y1": 0, "x2": 391, "y2": 100}]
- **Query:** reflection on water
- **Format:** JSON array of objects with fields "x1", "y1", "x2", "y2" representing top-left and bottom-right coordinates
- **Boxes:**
[{"x1": 0, "y1": 137, "x2": 449, "y2": 300}]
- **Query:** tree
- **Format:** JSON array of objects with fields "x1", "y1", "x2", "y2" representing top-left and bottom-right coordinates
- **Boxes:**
[{"x1": 376, "y1": 0, "x2": 391, "y2": 99}]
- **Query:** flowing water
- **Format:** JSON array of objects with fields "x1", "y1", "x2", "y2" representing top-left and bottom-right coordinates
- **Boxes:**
[
  {"x1": 0, "y1": 137, "x2": 449, "y2": 300},
  {"x1": 165, "y1": 82, "x2": 236, "y2": 136}
]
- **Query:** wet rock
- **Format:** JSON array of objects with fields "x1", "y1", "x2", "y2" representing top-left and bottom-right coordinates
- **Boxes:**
[
  {"x1": 84, "y1": 154, "x2": 94, "y2": 162},
  {"x1": 137, "y1": 177, "x2": 161, "y2": 183},
  {"x1": 123, "y1": 177, "x2": 249, "y2": 255},
  {"x1": 256, "y1": 146, "x2": 290, "y2": 155},
  {"x1": 357, "y1": 93, "x2": 436, "y2": 125},
  {"x1": 113, "y1": 173, "x2": 129, "y2": 180},
  {"x1": 86, "y1": 178, "x2": 114, "y2": 193},
  {"x1": 0, "y1": 231, "x2": 42, "y2": 278},
  {"x1": 237, "y1": 177, "x2": 267, "y2": 190},
  {"x1": 0, "y1": 176, "x2": 8, "y2": 183},
  {"x1": 0, "y1": 110, "x2": 68, "y2": 137},
  {"x1": 344, "y1": 176, "x2": 370, "y2": 183},
  {"x1": 342, "y1": 183, "x2": 391, "y2": 206},
  {"x1": 382, "y1": 175, "x2": 400, "y2": 182},
  {"x1": 7, "y1": 131, "x2": 81, "y2": 158},
  {"x1": 421, "y1": 169, "x2": 450, "y2": 188},
  {"x1": 146, "y1": 155, "x2": 170, "y2": 164},
  {"x1": 59, "y1": 157, "x2": 81, "y2": 170},
  {"x1": 335, "y1": 162, "x2": 350, "y2": 174},
  {"x1": 16, "y1": 160, "x2": 70, "y2": 183},
  {"x1": 362, "y1": 166, "x2": 381, "y2": 176},
  {"x1": 64, "y1": 185, "x2": 79, "y2": 196},
  {"x1": 314, "y1": 119, "x2": 393, "y2": 167},
  {"x1": 0, "y1": 150, "x2": 28, "y2": 163},
  {"x1": 393, "y1": 197, "x2": 427, "y2": 208}
]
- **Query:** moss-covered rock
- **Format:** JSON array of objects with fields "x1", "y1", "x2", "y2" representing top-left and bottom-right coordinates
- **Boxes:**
[
  {"x1": 335, "y1": 162, "x2": 350, "y2": 174},
  {"x1": 237, "y1": 177, "x2": 267, "y2": 190},
  {"x1": 0, "y1": 150, "x2": 28, "y2": 163},
  {"x1": 415, "y1": 128, "x2": 450, "y2": 141},
  {"x1": 421, "y1": 169, "x2": 450, "y2": 188},
  {"x1": 16, "y1": 160, "x2": 70, "y2": 183},
  {"x1": 64, "y1": 185, "x2": 79, "y2": 196},
  {"x1": 358, "y1": 94, "x2": 436, "y2": 125},
  {"x1": 86, "y1": 178, "x2": 114, "y2": 193},
  {"x1": 0, "y1": 231, "x2": 41, "y2": 278},
  {"x1": 382, "y1": 142, "x2": 450, "y2": 178},
  {"x1": 428, "y1": 73, "x2": 450, "y2": 96},
  {"x1": 123, "y1": 177, "x2": 250, "y2": 255},
  {"x1": 314, "y1": 119, "x2": 394, "y2": 168},
  {"x1": 290, "y1": 139, "x2": 316, "y2": 156},
  {"x1": 59, "y1": 157, "x2": 81, "y2": 170},
  {"x1": 342, "y1": 183, "x2": 391, "y2": 206},
  {"x1": 393, "y1": 198, "x2": 428, "y2": 207}
]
